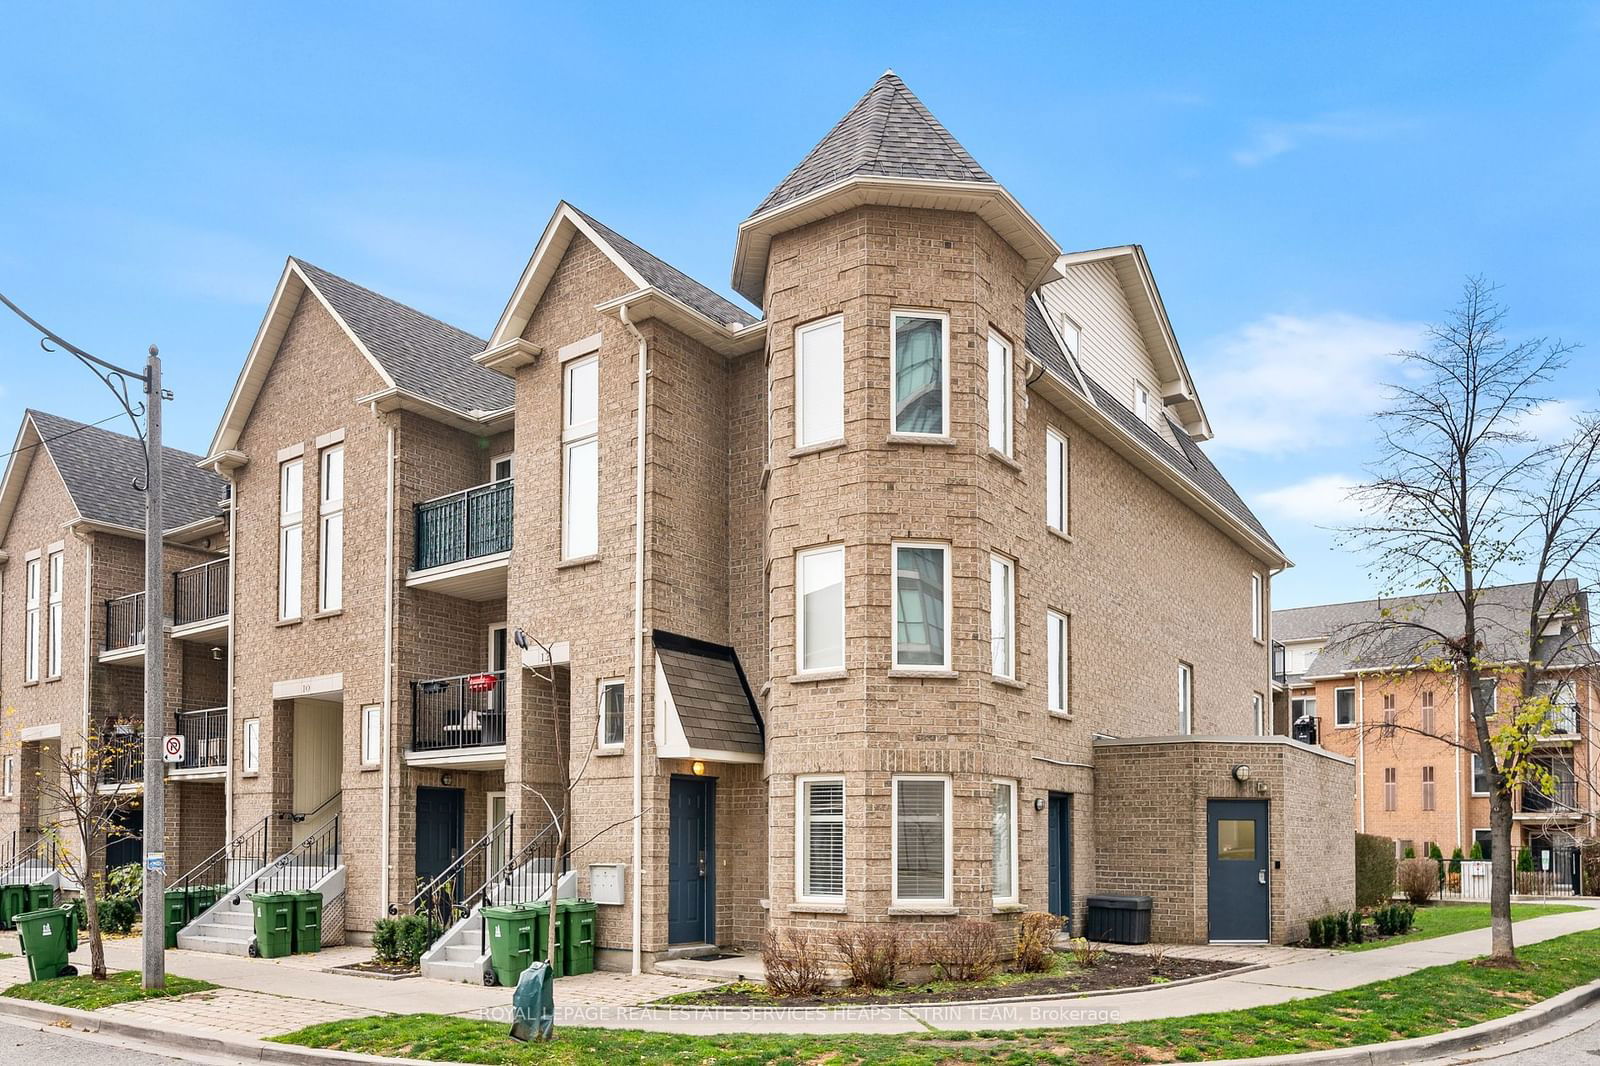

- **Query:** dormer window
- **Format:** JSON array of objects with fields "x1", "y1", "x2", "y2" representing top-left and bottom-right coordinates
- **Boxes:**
[
  {"x1": 1135, "y1": 383, "x2": 1151, "y2": 421},
  {"x1": 1059, "y1": 315, "x2": 1081, "y2": 358}
]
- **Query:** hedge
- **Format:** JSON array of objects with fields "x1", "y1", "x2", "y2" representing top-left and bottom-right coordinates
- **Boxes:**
[{"x1": 1356, "y1": 832, "x2": 1398, "y2": 907}]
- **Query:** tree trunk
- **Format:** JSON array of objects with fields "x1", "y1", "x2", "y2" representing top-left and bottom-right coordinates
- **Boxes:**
[
  {"x1": 1488, "y1": 789, "x2": 1517, "y2": 961},
  {"x1": 83, "y1": 870, "x2": 106, "y2": 980}
]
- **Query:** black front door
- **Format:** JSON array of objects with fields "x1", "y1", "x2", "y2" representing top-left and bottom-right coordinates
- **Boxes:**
[
  {"x1": 416, "y1": 787, "x2": 465, "y2": 889},
  {"x1": 1047, "y1": 792, "x2": 1072, "y2": 930},
  {"x1": 668, "y1": 775, "x2": 715, "y2": 944},
  {"x1": 105, "y1": 804, "x2": 143, "y2": 870},
  {"x1": 1207, "y1": 799, "x2": 1270, "y2": 942}
]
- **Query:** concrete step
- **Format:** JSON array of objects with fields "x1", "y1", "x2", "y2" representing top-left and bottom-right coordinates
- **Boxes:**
[
  {"x1": 176, "y1": 931, "x2": 252, "y2": 956},
  {"x1": 421, "y1": 956, "x2": 487, "y2": 985},
  {"x1": 443, "y1": 944, "x2": 481, "y2": 962}
]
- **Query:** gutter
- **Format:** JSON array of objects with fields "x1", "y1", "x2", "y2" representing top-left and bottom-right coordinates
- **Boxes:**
[{"x1": 619, "y1": 300, "x2": 648, "y2": 976}]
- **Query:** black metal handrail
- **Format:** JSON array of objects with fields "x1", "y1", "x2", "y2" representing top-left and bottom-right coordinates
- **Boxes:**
[
  {"x1": 414, "y1": 478, "x2": 514, "y2": 570},
  {"x1": 411, "y1": 671, "x2": 506, "y2": 752},
  {"x1": 174, "y1": 558, "x2": 229, "y2": 626},
  {"x1": 104, "y1": 591, "x2": 146, "y2": 651},
  {"x1": 172, "y1": 814, "x2": 271, "y2": 893},
  {"x1": 0, "y1": 832, "x2": 57, "y2": 881},
  {"x1": 256, "y1": 813, "x2": 342, "y2": 894},
  {"x1": 485, "y1": 817, "x2": 568, "y2": 910},
  {"x1": 1522, "y1": 779, "x2": 1580, "y2": 813},
  {"x1": 405, "y1": 814, "x2": 515, "y2": 938},
  {"x1": 97, "y1": 727, "x2": 144, "y2": 785},
  {"x1": 175, "y1": 707, "x2": 228, "y2": 771}
]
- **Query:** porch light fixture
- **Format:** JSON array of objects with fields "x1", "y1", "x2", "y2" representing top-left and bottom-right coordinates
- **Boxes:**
[
  {"x1": 1034, "y1": 797, "x2": 1046, "y2": 812},
  {"x1": 513, "y1": 628, "x2": 530, "y2": 651},
  {"x1": 691, "y1": 760, "x2": 706, "y2": 776},
  {"x1": 1232, "y1": 764, "x2": 1251, "y2": 783}
]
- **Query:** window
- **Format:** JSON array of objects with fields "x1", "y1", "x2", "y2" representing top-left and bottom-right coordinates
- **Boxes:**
[
  {"x1": 2, "y1": 755, "x2": 13, "y2": 797},
  {"x1": 795, "y1": 315, "x2": 844, "y2": 447},
  {"x1": 797, "y1": 777, "x2": 844, "y2": 902},
  {"x1": 796, "y1": 546, "x2": 845, "y2": 673},
  {"x1": 1216, "y1": 819, "x2": 1256, "y2": 860},
  {"x1": 1250, "y1": 572, "x2": 1263, "y2": 641},
  {"x1": 562, "y1": 355, "x2": 600, "y2": 559},
  {"x1": 1177, "y1": 661, "x2": 1194, "y2": 734},
  {"x1": 1334, "y1": 686, "x2": 1355, "y2": 727},
  {"x1": 1473, "y1": 828, "x2": 1493, "y2": 861},
  {"x1": 992, "y1": 780, "x2": 1017, "y2": 903},
  {"x1": 891, "y1": 311, "x2": 948, "y2": 436},
  {"x1": 23, "y1": 558, "x2": 39, "y2": 683},
  {"x1": 1045, "y1": 428, "x2": 1069, "y2": 533},
  {"x1": 1382, "y1": 693, "x2": 1396, "y2": 737},
  {"x1": 989, "y1": 554, "x2": 1015, "y2": 679},
  {"x1": 892, "y1": 776, "x2": 950, "y2": 905},
  {"x1": 1291, "y1": 696, "x2": 1317, "y2": 721},
  {"x1": 986, "y1": 330, "x2": 1012, "y2": 456},
  {"x1": 1421, "y1": 689, "x2": 1435, "y2": 734},
  {"x1": 893, "y1": 543, "x2": 949, "y2": 670},
  {"x1": 1047, "y1": 610, "x2": 1070, "y2": 715},
  {"x1": 46, "y1": 551, "x2": 63, "y2": 678},
  {"x1": 318, "y1": 445, "x2": 344, "y2": 613},
  {"x1": 278, "y1": 458, "x2": 303, "y2": 620},
  {"x1": 242, "y1": 718, "x2": 260, "y2": 773},
  {"x1": 361, "y1": 705, "x2": 381, "y2": 766},
  {"x1": 1383, "y1": 767, "x2": 1398, "y2": 811},
  {"x1": 491, "y1": 453, "x2": 514, "y2": 482},
  {"x1": 1134, "y1": 383, "x2": 1151, "y2": 421},
  {"x1": 1471, "y1": 753, "x2": 1490, "y2": 795},
  {"x1": 1059, "y1": 315, "x2": 1081, "y2": 357},
  {"x1": 1254, "y1": 693, "x2": 1267, "y2": 736},
  {"x1": 1422, "y1": 766, "x2": 1436, "y2": 811},
  {"x1": 598, "y1": 679, "x2": 625, "y2": 749}
]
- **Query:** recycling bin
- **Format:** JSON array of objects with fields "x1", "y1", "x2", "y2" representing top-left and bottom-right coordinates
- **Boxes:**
[
  {"x1": 1084, "y1": 894, "x2": 1153, "y2": 945},
  {"x1": 15, "y1": 906, "x2": 77, "y2": 981},
  {"x1": 482, "y1": 904, "x2": 538, "y2": 988},
  {"x1": 163, "y1": 890, "x2": 188, "y2": 948},
  {"x1": 558, "y1": 900, "x2": 596, "y2": 976},
  {"x1": 186, "y1": 884, "x2": 220, "y2": 920},
  {"x1": 0, "y1": 883, "x2": 29, "y2": 930},
  {"x1": 250, "y1": 891, "x2": 295, "y2": 959},
  {"x1": 531, "y1": 902, "x2": 563, "y2": 977},
  {"x1": 291, "y1": 890, "x2": 323, "y2": 954}
]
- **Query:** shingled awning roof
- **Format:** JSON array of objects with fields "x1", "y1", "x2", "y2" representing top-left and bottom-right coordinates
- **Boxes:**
[{"x1": 653, "y1": 630, "x2": 763, "y2": 761}]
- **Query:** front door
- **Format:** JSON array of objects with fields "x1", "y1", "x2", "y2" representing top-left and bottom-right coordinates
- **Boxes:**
[
  {"x1": 668, "y1": 775, "x2": 715, "y2": 944},
  {"x1": 1208, "y1": 799, "x2": 1270, "y2": 942},
  {"x1": 1047, "y1": 793, "x2": 1072, "y2": 931},
  {"x1": 416, "y1": 786, "x2": 466, "y2": 891}
]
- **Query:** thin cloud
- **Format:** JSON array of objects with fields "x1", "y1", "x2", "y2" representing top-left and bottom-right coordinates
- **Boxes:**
[
  {"x1": 1255, "y1": 473, "x2": 1369, "y2": 524},
  {"x1": 1232, "y1": 112, "x2": 1416, "y2": 167}
]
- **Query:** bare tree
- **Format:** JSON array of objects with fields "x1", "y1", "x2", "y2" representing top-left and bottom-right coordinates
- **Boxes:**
[{"x1": 1345, "y1": 277, "x2": 1599, "y2": 962}]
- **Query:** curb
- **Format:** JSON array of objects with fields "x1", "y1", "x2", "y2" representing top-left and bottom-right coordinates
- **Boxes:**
[{"x1": 1, "y1": 977, "x2": 1598, "y2": 1066}]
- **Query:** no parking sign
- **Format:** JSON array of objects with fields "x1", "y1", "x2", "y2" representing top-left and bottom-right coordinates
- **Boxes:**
[{"x1": 162, "y1": 734, "x2": 185, "y2": 763}]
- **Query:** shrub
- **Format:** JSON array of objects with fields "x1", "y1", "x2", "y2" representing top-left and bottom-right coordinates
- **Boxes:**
[
  {"x1": 1517, "y1": 848, "x2": 1535, "y2": 872},
  {"x1": 1403, "y1": 845, "x2": 1415, "y2": 859},
  {"x1": 1355, "y1": 833, "x2": 1398, "y2": 906},
  {"x1": 373, "y1": 918, "x2": 400, "y2": 963},
  {"x1": 1147, "y1": 942, "x2": 1170, "y2": 975},
  {"x1": 372, "y1": 914, "x2": 432, "y2": 967},
  {"x1": 1397, "y1": 857, "x2": 1440, "y2": 904},
  {"x1": 762, "y1": 930, "x2": 828, "y2": 998},
  {"x1": 98, "y1": 894, "x2": 140, "y2": 934},
  {"x1": 1449, "y1": 847, "x2": 1464, "y2": 873},
  {"x1": 1347, "y1": 910, "x2": 1364, "y2": 943},
  {"x1": 1372, "y1": 903, "x2": 1416, "y2": 936},
  {"x1": 1067, "y1": 936, "x2": 1106, "y2": 968},
  {"x1": 1469, "y1": 841, "x2": 1485, "y2": 861},
  {"x1": 1013, "y1": 911, "x2": 1064, "y2": 974},
  {"x1": 831, "y1": 925, "x2": 904, "y2": 989},
  {"x1": 928, "y1": 919, "x2": 999, "y2": 982}
]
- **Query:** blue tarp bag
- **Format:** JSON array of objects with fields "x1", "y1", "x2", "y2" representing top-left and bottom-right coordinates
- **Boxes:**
[{"x1": 509, "y1": 960, "x2": 554, "y2": 1042}]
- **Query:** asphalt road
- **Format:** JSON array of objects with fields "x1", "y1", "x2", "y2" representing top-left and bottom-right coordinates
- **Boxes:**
[
  {"x1": 1470, "y1": 1014, "x2": 1600, "y2": 1063},
  {"x1": 0, "y1": 1018, "x2": 250, "y2": 1065}
]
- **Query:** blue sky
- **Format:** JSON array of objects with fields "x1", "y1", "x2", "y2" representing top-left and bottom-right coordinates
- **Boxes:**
[{"x1": 2, "y1": 3, "x2": 1597, "y2": 608}]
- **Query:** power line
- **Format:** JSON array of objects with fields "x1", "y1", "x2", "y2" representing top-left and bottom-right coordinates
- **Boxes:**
[{"x1": 0, "y1": 411, "x2": 132, "y2": 464}]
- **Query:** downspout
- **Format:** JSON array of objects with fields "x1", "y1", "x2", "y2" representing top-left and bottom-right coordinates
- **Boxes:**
[
  {"x1": 224, "y1": 478, "x2": 238, "y2": 841},
  {"x1": 619, "y1": 302, "x2": 647, "y2": 976},
  {"x1": 1453, "y1": 673, "x2": 1463, "y2": 851},
  {"x1": 379, "y1": 419, "x2": 397, "y2": 916},
  {"x1": 1356, "y1": 676, "x2": 1365, "y2": 832},
  {"x1": 80, "y1": 539, "x2": 94, "y2": 770}
]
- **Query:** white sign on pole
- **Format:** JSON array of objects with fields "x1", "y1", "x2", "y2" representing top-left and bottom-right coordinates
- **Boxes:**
[{"x1": 162, "y1": 734, "x2": 185, "y2": 764}]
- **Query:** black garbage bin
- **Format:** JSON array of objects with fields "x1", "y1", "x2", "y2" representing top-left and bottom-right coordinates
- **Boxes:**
[{"x1": 1084, "y1": 895, "x2": 1152, "y2": 944}]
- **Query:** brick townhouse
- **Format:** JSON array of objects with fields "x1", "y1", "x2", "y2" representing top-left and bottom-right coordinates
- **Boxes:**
[
  {"x1": 5, "y1": 72, "x2": 1356, "y2": 968},
  {"x1": 1274, "y1": 581, "x2": 1598, "y2": 876},
  {"x1": 0, "y1": 410, "x2": 231, "y2": 882}
]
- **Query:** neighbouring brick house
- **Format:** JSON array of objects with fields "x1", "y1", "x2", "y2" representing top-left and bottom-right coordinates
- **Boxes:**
[
  {"x1": 0, "y1": 410, "x2": 231, "y2": 884},
  {"x1": 1274, "y1": 580, "x2": 1598, "y2": 872}
]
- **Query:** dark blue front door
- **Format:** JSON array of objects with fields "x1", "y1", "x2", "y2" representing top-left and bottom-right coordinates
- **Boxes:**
[
  {"x1": 1207, "y1": 799, "x2": 1269, "y2": 942},
  {"x1": 668, "y1": 776, "x2": 714, "y2": 944},
  {"x1": 1047, "y1": 793, "x2": 1072, "y2": 931},
  {"x1": 416, "y1": 787, "x2": 465, "y2": 889}
]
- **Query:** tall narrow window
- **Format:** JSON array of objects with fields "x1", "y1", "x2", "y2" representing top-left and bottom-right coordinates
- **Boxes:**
[
  {"x1": 318, "y1": 445, "x2": 344, "y2": 613},
  {"x1": 1059, "y1": 315, "x2": 1081, "y2": 357},
  {"x1": 892, "y1": 776, "x2": 950, "y2": 905},
  {"x1": 1422, "y1": 766, "x2": 1436, "y2": 811},
  {"x1": 891, "y1": 311, "x2": 948, "y2": 436},
  {"x1": 278, "y1": 458, "x2": 303, "y2": 620},
  {"x1": 562, "y1": 355, "x2": 599, "y2": 559},
  {"x1": 798, "y1": 777, "x2": 845, "y2": 902},
  {"x1": 1383, "y1": 767, "x2": 1398, "y2": 812},
  {"x1": 989, "y1": 554, "x2": 1015, "y2": 679},
  {"x1": 1045, "y1": 428, "x2": 1069, "y2": 533},
  {"x1": 992, "y1": 780, "x2": 1017, "y2": 904},
  {"x1": 795, "y1": 315, "x2": 844, "y2": 447},
  {"x1": 796, "y1": 546, "x2": 845, "y2": 673},
  {"x1": 1421, "y1": 689, "x2": 1435, "y2": 734},
  {"x1": 361, "y1": 705, "x2": 382, "y2": 766},
  {"x1": 893, "y1": 543, "x2": 949, "y2": 670},
  {"x1": 1382, "y1": 692, "x2": 1396, "y2": 737},
  {"x1": 986, "y1": 330, "x2": 1012, "y2": 456},
  {"x1": 1, "y1": 755, "x2": 13, "y2": 797},
  {"x1": 1254, "y1": 693, "x2": 1267, "y2": 736},
  {"x1": 1250, "y1": 572, "x2": 1263, "y2": 641},
  {"x1": 1135, "y1": 383, "x2": 1151, "y2": 421},
  {"x1": 1178, "y1": 661, "x2": 1194, "y2": 734},
  {"x1": 1334, "y1": 686, "x2": 1355, "y2": 727},
  {"x1": 1047, "y1": 610, "x2": 1070, "y2": 715},
  {"x1": 23, "y1": 558, "x2": 39, "y2": 683},
  {"x1": 242, "y1": 718, "x2": 260, "y2": 773},
  {"x1": 1471, "y1": 754, "x2": 1490, "y2": 795},
  {"x1": 598, "y1": 679, "x2": 625, "y2": 749},
  {"x1": 46, "y1": 550, "x2": 63, "y2": 678}
]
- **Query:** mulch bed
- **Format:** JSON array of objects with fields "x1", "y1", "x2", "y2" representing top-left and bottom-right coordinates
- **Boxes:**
[
  {"x1": 325, "y1": 959, "x2": 420, "y2": 980},
  {"x1": 676, "y1": 951, "x2": 1243, "y2": 1007}
]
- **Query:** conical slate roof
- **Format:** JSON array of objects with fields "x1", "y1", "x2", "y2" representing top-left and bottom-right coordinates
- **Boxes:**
[{"x1": 751, "y1": 71, "x2": 995, "y2": 216}]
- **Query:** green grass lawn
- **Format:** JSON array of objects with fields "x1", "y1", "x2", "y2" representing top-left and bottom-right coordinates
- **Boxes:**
[
  {"x1": 1338, "y1": 902, "x2": 1584, "y2": 952},
  {"x1": 274, "y1": 927, "x2": 1600, "y2": 1066},
  {"x1": 3, "y1": 971, "x2": 216, "y2": 1010}
]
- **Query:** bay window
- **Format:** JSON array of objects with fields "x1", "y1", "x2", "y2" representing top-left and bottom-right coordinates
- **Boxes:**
[
  {"x1": 992, "y1": 779, "x2": 1017, "y2": 904},
  {"x1": 986, "y1": 330, "x2": 1012, "y2": 455},
  {"x1": 891, "y1": 311, "x2": 948, "y2": 436},
  {"x1": 893, "y1": 543, "x2": 949, "y2": 670},
  {"x1": 796, "y1": 545, "x2": 845, "y2": 673},
  {"x1": 795, "y1": 315, "x2": 844, "y2": 447},
  {"x1": 990, "y1": 553, "x2": 1014, "y2": 679},
  {"x1": 797, "y1": 776, "x2": 845, "y2": 902},
  {"x1": 892, "y1": 775, "x2": 950, "y2": 906}
]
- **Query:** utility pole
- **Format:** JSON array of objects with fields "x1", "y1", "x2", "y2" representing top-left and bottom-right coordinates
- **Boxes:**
[{"x1": 141, "y1": 346, "x2": 166, "y2": 990}]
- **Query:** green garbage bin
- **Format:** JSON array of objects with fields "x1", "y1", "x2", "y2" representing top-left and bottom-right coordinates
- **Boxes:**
[
  {"x1": 558, "y1": 900, "x2": 596, "y2": 976},
  {"x1": 531, "y1": 902, "x2": 564, "y2": 977},
  {"x1": 0, "y1": 883, "x2": 29, "y2": 930},
  {"x1": 482, "y1": 904, "x2": 539, "y2": 988},
  {"x1": 186, "y1": 884, "x2": 219, "y2": 921},
  {"x1": 26, "y1": 883, "x2": 53, "y2": 912},
  {"x1": 290, "y1": 890, "x2": 323, "y2": 954},
  {"x1": 250, "y1": 891, "x2": 295, "y2": 959},
  {"x1": 15, "y1": 906, "x2": 76, "y2": 981},
  {"x1": 163, "y1": 890, "x2": 188, "y2": 948}
]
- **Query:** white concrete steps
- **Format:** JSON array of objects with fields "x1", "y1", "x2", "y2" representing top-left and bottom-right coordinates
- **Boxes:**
[
  {"x1": 178, "y1": 863, "x2": 346, "y2": 957},
  {"x1": 419, "y1": 867, "x2": 576, "y2": 985}
]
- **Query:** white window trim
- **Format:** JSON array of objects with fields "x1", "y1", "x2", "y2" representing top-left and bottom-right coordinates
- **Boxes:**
[
  {"x1": 986, "y1": 329, "x2": 1013, "y2": 457},
  {"x1": 1047, "y1": 609, "x2": 1070, "y2": 716},
  {"x1": 1334, "y1": 685, "x2": 1356, "y2": 728},
  {"x1": 1059, "y1": 314, "x2": 1082, "y2": 357},
  {"x1": 23, "y1": 557, "x2": 39, "y2": 683},
  {"x1": 2, "y1": 755, "x2": 13, "y2": 797},
  {"x1": 46, "y1": 550, "x2": 63, "y2": 679},
  {"x1": 795, "y1": 774, "x2": 846, "y2": 904},
  {"x1": 360, "y1": 705, "x2": 382, "y2": 767},
  {"x1": 562, "y1": 355, "x2": 600, "y2": 560},
  {"x1": 892, "y1": 541, "x2": 952, "y2": 672},
  {"x1": 1134, "y1": 383, "x2": 1151, "y2": 421},
  {"x1": 490, "y1": 453, "x2": 514, "y2": 482},
  {"x1": 318, "y1": 445, "x2": 344, "y2": 613},
  {"x1": 597, "y1": 678, "x2": 625, "y2": 751},
  {"x1": 1253, "y1": 692, "x2": 1266, "y2": 736},
  {"x1": 1178, "y1": 661, "x2": 1194, "y2": 735},
  {"x1": 794, "y1": 314, "x2": 845, "y2": 449},
  {"x1": 1045, "y1": 428, "x2": 1069, "y2": 534},
  {"x1": 279, "y1": 458, "x2": 304, "y2": 621},
  {"x1": 992, "y1": 778, "x2": 1019, "y2": 905},
  {"x1": 795, "y1": 544, "x2": 846, "y2": 675},
  {"x1": 989, "y1": 553, "x2": 1015, "y2": 680},
  {"x1": 242, "y1": 718, "x2": 261, "y2": 773},
  {"x1": 890, "y1": 774, "x2": 952, "y2": 908},
  {"x1": 1251, "y1": 572, "x2": 1264, "y2": 642},
  {"x1": 890, "y1": 309, "x2": 951, "y2": 438},
  {"x1": 1471, "y1": 753, "x2": 1491, "y2": 796}
]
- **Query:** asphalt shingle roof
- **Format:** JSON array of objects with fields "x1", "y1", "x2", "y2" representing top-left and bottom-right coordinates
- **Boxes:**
[
  {"x1": 654, "y1": 631, "x2": 764, "y2": 756},
  {"x1": 570, "y1": 208, "x2": 758, "y2": 329},
  {"x1": 28, "y1": 410, "x2": 225, "y2": 533},
  {"x1": 751, "y1": 72, "x2": 995, "y2": 217},
  {"x1": 293, "y1": 260, "x2": 513, "y2": 414},
  {"x1": 1024, "y1": 299, "x2": 1084, "y2": 396}
]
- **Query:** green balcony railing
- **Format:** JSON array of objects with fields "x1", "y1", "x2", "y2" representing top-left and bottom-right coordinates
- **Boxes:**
[{"x1": 414, "y1": 479, "x2": 514, "y2": 571}]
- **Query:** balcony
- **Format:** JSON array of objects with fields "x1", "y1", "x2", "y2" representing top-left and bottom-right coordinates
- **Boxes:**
[
  {"x1": 407, "y1": 671, "x2": 507, "y2": 768},
  {"x1": 1272, "y1": 640, "x2": 1287, "y2": 688},
  {"x1": 97, "y1": 727, "x2": 144, "y2": 788},
  {"x1": 173, "y1": 559, "x2": 229, "y2": 642},
  {"x1": 406, "y1": 479, "x2": 513, "y2": 600},
  {"x1": 1519, "y1": 778, "x2": 1582, "y2": 818},
  {"x1": 101, "y1": 592, "x2": 146, "y2": 663},
  {"x1": 172, "y1": 707, "x2": 227, "y2": 775}
]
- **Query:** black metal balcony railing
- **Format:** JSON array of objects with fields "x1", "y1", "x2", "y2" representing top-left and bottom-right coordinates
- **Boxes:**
[
  {"x1": 414, "y1": 479, "x2": 514, "y2": 571},
  {"x1": 1522, "y1": 779, "x2": 1580, "y2": 813},
  {"x1": 1271, "y1": 640, "x2": 1287, "y2": 685},
  {"x1": 104, "y1": 591, "x2": 146, "y2": 652},
  {"x1": 176, "y1": 707, "x2": 228, "y2": 771},
  {"x1": 97, "y1": 728, "x2": 144, "y2": 786},
  {"x1": 411, "y1": 671, "x2": 507, "y2": 752},
  {"x1": 174, "y1": 559, "x2": 229, "y2": 626}
]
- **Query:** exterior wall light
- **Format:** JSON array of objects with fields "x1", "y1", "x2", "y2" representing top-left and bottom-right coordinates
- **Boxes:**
[
  {"x1": 1034, "y1": 797, "x2": 1046, "y2": 812},
  {"x1": 1232, "y1": 764, "x2": 1251, "y2": 783},
  {"x1": 691, "y1": 760, "x2": 706, "y2": 776}
]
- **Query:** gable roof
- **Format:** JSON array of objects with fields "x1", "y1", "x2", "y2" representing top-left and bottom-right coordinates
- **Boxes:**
[
  {"x1": 751, "y1": 71, "x2": 994, "y2": 217},
  {"x1": 569, "y1": 208, "x2": 756, "y2": 329}
]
